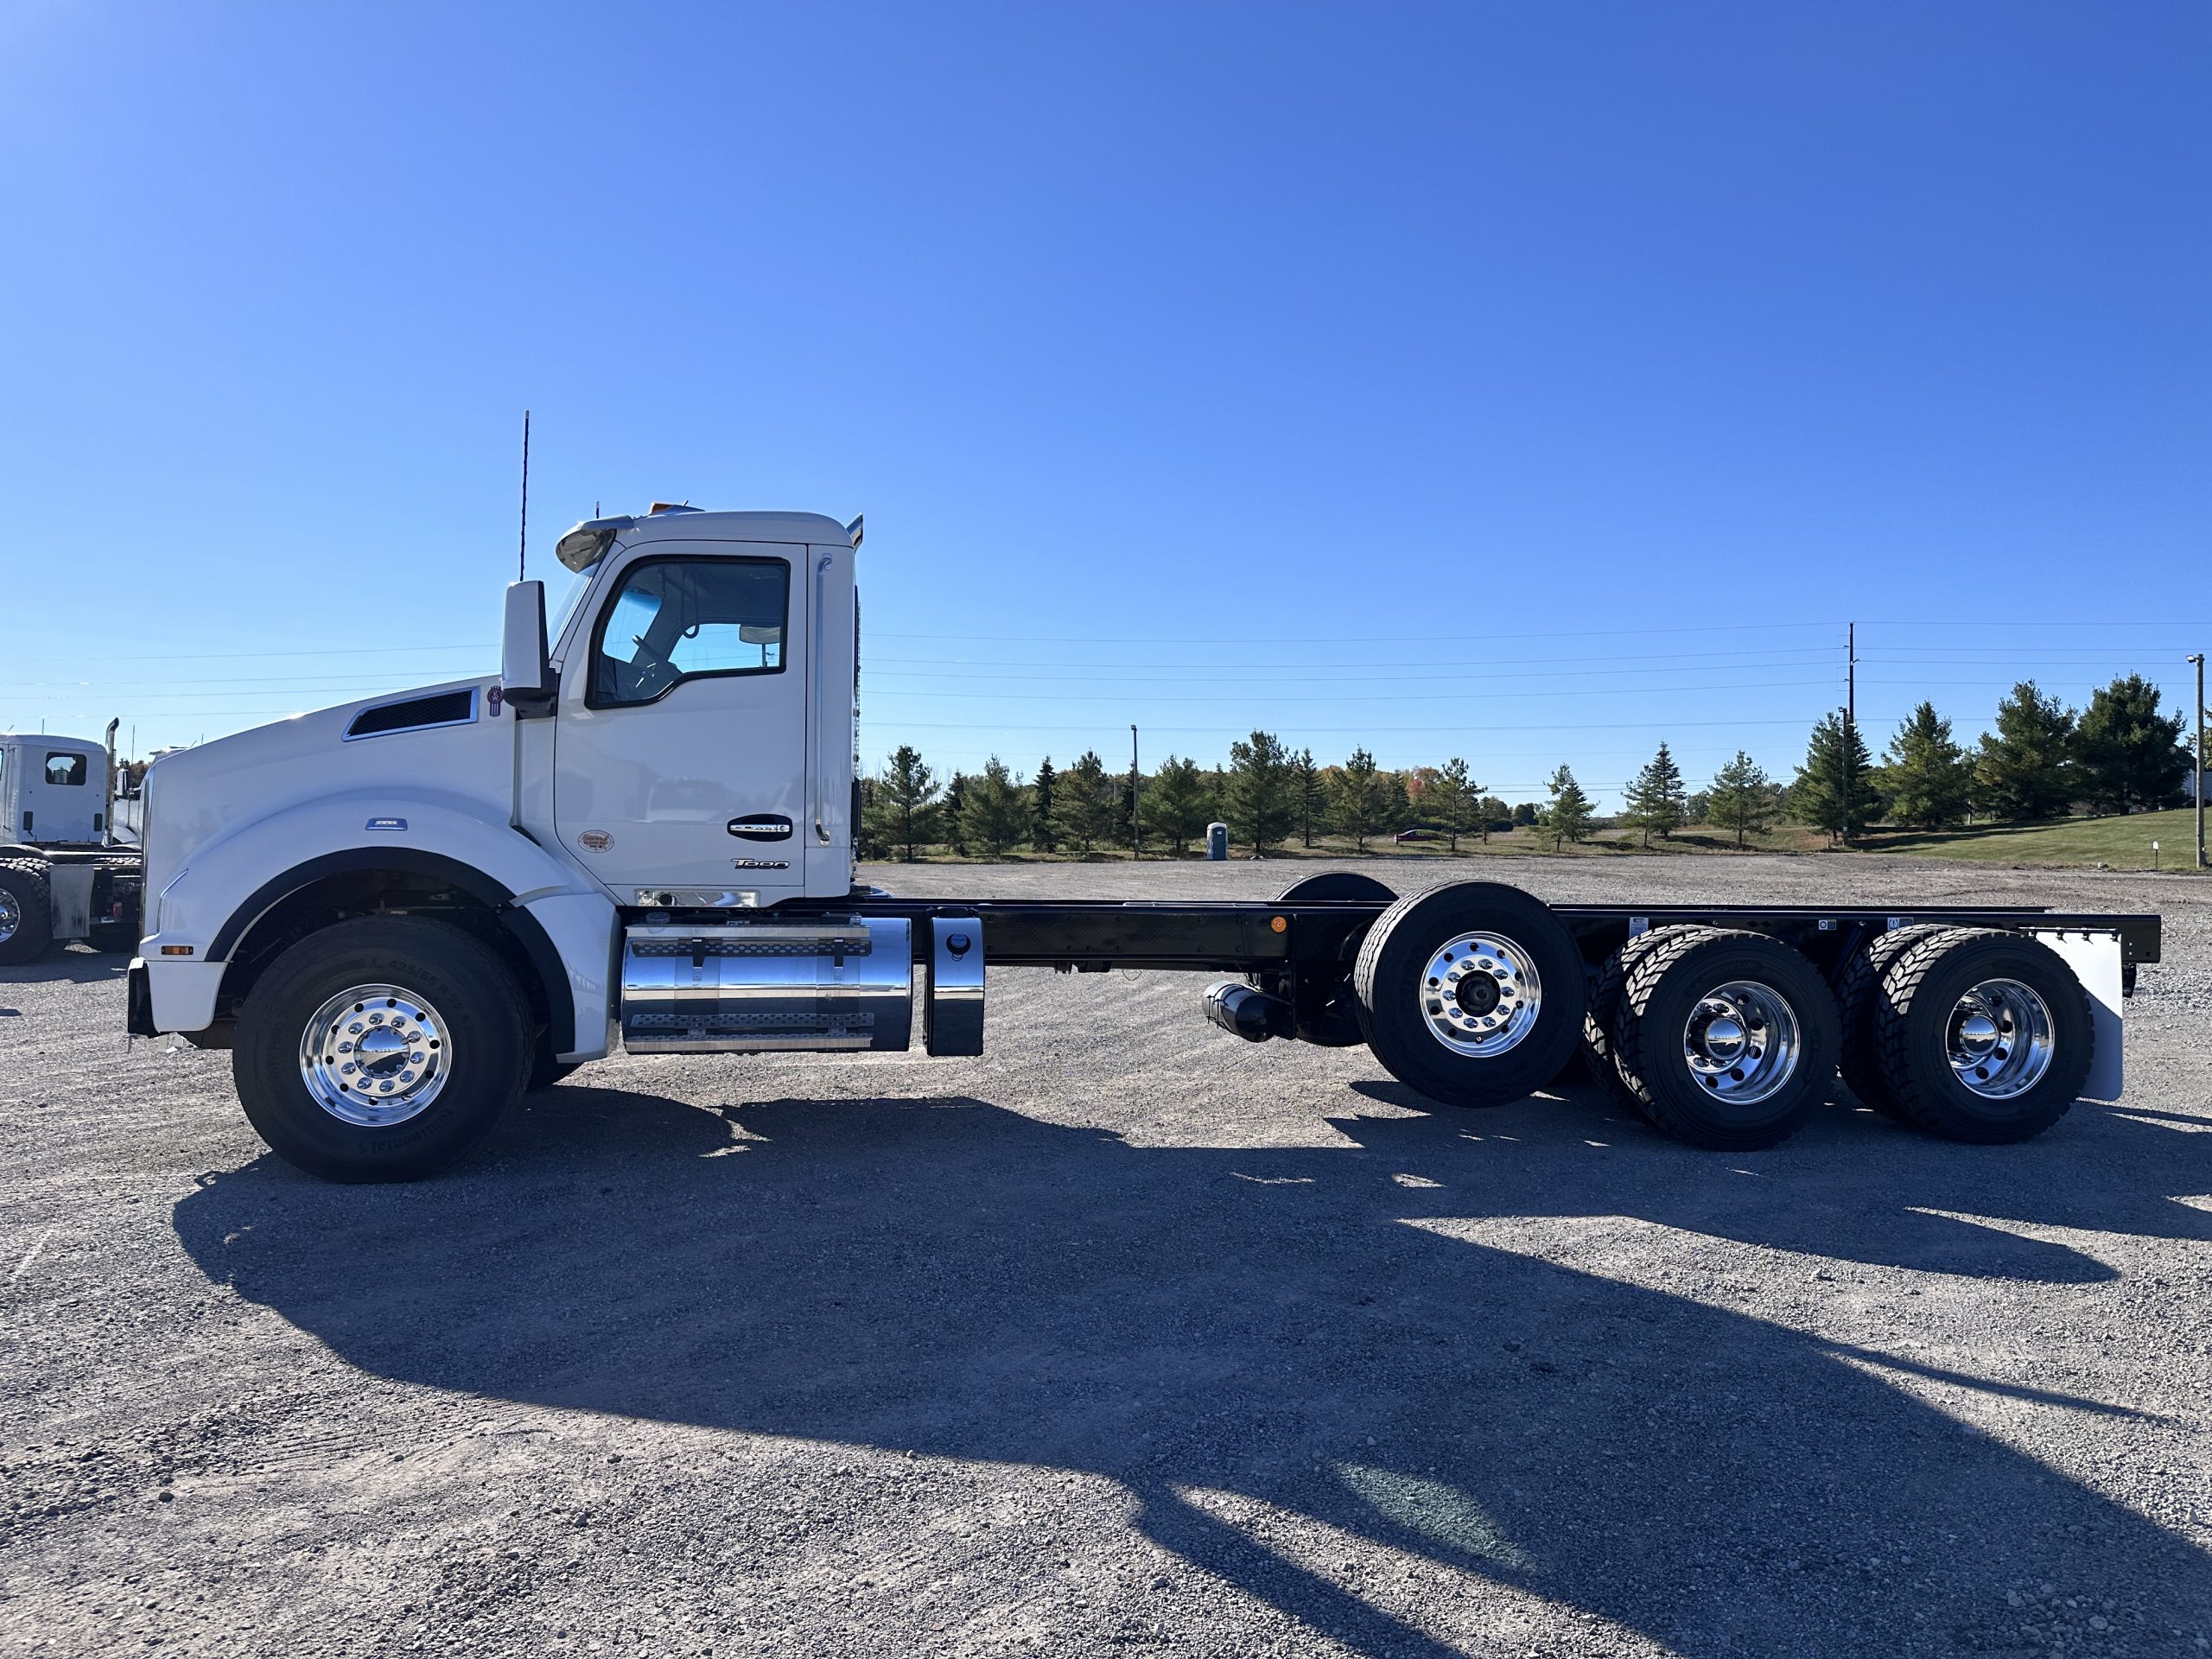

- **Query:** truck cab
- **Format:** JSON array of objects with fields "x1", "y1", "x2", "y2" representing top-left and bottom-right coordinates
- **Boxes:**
[{"x1": 0, "y1": 734, "x2": 111, "y2": 846}]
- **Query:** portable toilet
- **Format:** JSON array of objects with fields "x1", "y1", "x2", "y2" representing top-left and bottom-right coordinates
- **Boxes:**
[{"x1": 1205, "y1": 822, "x2": 1229, "y2": 861}]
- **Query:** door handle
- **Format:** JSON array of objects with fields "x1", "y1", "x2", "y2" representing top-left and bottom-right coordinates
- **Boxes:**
[{"x1": 728, "y1": 814, "x2": 794, "y2": 842}]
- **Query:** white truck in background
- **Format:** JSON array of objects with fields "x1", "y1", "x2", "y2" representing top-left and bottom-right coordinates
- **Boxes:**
[
  {"x1": 0, "y1": 726, "x2": 144, "y2": 964},
  {"x1": 126, "y1": 504, "x2": 2161, "y2": 1181}
]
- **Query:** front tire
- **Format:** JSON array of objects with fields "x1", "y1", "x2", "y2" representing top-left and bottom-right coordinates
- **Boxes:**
[
  {"x1": 1353, "y1": 882, "x2": 1586, "y2": 1106},
  {"x1": 232, "y1": 917, "x2": 530, "y2": 1181}
]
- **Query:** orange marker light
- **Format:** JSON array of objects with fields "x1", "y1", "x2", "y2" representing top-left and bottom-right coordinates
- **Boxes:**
[{"x1": 1270, "y1": 915, "x2": 1287, "y2": 933}]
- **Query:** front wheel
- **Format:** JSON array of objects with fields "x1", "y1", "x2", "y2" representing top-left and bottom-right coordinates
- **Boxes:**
[
  {"x1": 1352, "y1": 882, "x2": 1586, "y2": 1106},
  {"x1": 232, "y1": 916, "x2": 530, "y2": 1181}
]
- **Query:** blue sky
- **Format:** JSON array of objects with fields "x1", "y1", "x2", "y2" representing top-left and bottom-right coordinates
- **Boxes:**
[{"x1": 4, "y1": 2, "x2": 2207, "y2": 806}]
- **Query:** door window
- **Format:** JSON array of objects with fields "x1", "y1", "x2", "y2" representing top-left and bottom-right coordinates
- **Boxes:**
[{"x1": 588, "y1": 557, "x2": 790, "y2": 707}]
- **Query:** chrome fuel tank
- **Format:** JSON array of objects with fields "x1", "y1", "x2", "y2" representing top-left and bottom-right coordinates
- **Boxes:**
[{"x1": 620, "y1": 918, "x2": 912, "y2": 1052}]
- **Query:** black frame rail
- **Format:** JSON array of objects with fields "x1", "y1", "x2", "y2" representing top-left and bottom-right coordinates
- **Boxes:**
[{"x1": 809, "y1": 896, "x2": 2162, "y2": 982}]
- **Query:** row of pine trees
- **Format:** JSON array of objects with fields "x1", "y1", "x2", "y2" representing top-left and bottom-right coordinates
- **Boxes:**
[{"x1": 858, "y1": 673, "x2": 2199, "y2": 860}]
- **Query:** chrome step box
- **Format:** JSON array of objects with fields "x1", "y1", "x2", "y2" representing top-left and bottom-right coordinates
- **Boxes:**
[{"x1": 620, "y1": 918, "x2": 912, "y2": 1053}]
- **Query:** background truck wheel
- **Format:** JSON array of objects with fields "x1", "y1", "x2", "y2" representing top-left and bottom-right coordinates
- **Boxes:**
[
  {"x1": 232, "y1": 916, "x2": 531, "y2": 1182},
  {"x1": 1834, "y1": 923, "x2": 1949, "y2": 1121},
  {"x1": 1583, "y1": 925, "x2": 1706, "y2": 1112},
  {"x1": 0, "y1": 859, "x2": 54, "y2": 966},
  {"x1": 1266, "y1": 871, "x2": 1397, "y2": 1046},
  {"x1": 1871, "y1": 927, "x2": 2092, "y2": 1144},
  {"x1": 1611, "y1": 927, "x2": 1840, "y2": 1150},
  {"x1": 1353, "y1": 881, "x2": 1586, "y2": 1107}
]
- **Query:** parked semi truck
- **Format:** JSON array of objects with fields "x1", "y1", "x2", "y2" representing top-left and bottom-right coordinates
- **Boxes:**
[
  {"x1": 0, "y1": 725, "x2": 145, "y2": 964},
  {"x1": 126, "y1": 505, "x2": 2161, "y2": 1181}
]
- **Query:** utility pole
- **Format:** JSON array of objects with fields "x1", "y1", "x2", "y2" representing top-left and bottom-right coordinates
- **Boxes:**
[
  {"x1": 1123, "y1": 721, "x2": 1141, "y2": 862},
  {"x1": 2189, "y1": 652, "x2": 2205, "y2": 870}
]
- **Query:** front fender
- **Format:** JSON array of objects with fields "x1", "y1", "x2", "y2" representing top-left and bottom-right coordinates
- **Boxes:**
[{"x1": 141, "y1": 792, "x2": 614, "y2": 1050}]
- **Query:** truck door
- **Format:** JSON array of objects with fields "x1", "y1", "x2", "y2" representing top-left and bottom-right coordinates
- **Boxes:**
[{"x1": 553, "y1": 543, "x2": 812, "y2": 903}]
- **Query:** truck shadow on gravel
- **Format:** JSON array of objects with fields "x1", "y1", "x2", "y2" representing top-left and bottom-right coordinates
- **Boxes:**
[
  {"x1": 0, "y1": 947, "x2": 131, "y2": 986},
  {"x1": 173, "y1": 1088, "x2": 2212, "y2": 1657}
]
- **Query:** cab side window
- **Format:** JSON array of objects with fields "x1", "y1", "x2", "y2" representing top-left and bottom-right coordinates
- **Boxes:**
[
  {"x1": 45, "y1": 753, "x2": 86, "y2": 786},
  {"x1": 588, "y1": 556, "x2": 790, "y2": 708}
]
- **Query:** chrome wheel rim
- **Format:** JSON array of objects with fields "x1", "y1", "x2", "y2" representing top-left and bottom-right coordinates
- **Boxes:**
[
  {"x1": 0, "y1": 888, "x2": 17, "y2": 944},
  {"x1": 1681, "y1": 980, "x2": 1801, "y2": 1106},
  {"x1": 1421, "y1": 931, "x2": 1542, "y2": 1056},
  {"x1": 298, "y1": 983, "x2": 453, "y2": 1128},
  {"x1": 1947, "y1": 978, "x2": 2055, "y2": 1100}
]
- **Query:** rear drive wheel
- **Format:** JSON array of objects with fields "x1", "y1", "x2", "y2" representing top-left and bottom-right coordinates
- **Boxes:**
[
  {"x1": 1834, "y1": 923, "x2": 1948, "y2": 1120},
  {"x1": 1871, "y1": 928, "x2": 2091, "y2": 1143},
  {"x1": 233, "y1": 916, "x2": 530, "y2": 1181},
  {"x1": 1583, "y1": 925, "x2": 1707, "y2": 1111},
  {"x1": 1611, "y1": 928, "x2": 1840, "y2": 1150},
  {"x1": 1353, "y1": 882, "x2": 1586, "y2": 1106},
  {"x1": 0, "y1": 860, "x2": 53, "y2": 966}
]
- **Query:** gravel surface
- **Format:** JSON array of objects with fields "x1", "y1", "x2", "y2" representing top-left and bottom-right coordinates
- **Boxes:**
[{"x1": 4, "y1": 854, "x2": 2211, "y2": 1658}]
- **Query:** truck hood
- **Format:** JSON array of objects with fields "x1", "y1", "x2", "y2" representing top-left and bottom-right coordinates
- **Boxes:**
[{"x1": 144, "y1": 677, "x2": 507, "y2": 899}]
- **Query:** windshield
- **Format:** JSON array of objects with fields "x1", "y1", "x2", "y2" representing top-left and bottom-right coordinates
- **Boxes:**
[{"x1": 547, "y1": 563, "x2": 598, "y2": 659}]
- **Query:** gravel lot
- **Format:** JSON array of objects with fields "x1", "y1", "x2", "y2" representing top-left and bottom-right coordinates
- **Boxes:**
[{"x1": 4, "y1": 854, "x2": 2211, "y2": 1658}]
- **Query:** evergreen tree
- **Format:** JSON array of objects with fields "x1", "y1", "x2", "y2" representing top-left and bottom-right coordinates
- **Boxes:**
[
  {"x1": 1539, "y1": 764, "x2": 1595, "y2": 849},
  {"x1": 1789, "y1": 713, "x2": 1878, "y2": 845},
  {"x1": 1329, "y1": 749, "x2": 1390, "y2": 850},
  {"x1": 1478, "y1": 795, "x2": 1510, "y2": 836},
  {"x1": 854, "y1": 775, "x2": 891, "y2": 860},
  {"x1": 2072, "y1": 673, "x2": 2189, "y2": 814},
  {"x1": 1031, "y1": 756, "x2": 1058, "y2": 853},
  {"x1": 1427, "y1": 757, "x2": 1484, "y2": 850},
  {"x1": 1143, "y1": 754, "x2": 1213, "y2": 853},
  {"x1": 873, "y1": 745, "x2": 939, "y2": 862},
  {"x1": 1225, "y1": 730, "x2": 1296, "y2": 854},
  {"x1": 1621, "y1": 741, "x2": 1688, "y2": 848},
  {"x1": 1379, "y1": 769, "x2": 1413, "y2": 837},
  {"x1": 1290, "y1": 747, "x2": 1324, "y2": 848},
  {"x1": 941, "y1": 772, "x2": 969, "y2": 855},
  {"x1": 1053, "y1": 750, "x2": 1113, "y2": 851},
  {"x1": 1976, "y1": 681, "x2": 2076, "y2": 822},
  {"x1": 958, "y1": 756, "x2": 1027, "y2": 856},
  {"x1": 1881, "y1": 702, "x2": 1974, "y2": 830},
  {"x1": 1706, "y1": 750, "x2": 1772, "y2": 849},
  {"x1": 1510, "y1": 802, "x2": 1538, "y2": 828}
]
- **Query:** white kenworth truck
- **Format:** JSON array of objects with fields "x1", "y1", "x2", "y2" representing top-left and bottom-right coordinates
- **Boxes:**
[
  {"x1": 126, "y1": 505, "x2": 2161, "y2": 1182},
  {"x1": 1, "y1": 728, "x2": 144, "y2": 964}
]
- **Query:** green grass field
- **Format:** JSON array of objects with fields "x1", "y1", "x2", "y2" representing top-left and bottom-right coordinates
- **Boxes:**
[{"x1": 1861, "y1": 807, "x2": 2205, "y2": 871}]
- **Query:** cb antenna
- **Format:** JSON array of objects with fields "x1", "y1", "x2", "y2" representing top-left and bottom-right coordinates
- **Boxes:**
[{"x1": 518, "y1": 410, "x2": 531, "y2": 582}]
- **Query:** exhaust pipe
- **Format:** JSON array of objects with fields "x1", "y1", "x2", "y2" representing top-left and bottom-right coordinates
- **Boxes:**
[{"x1": 1203, "y1": 980, "x2": 1294, "y2": 1043}]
